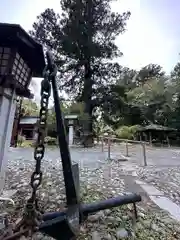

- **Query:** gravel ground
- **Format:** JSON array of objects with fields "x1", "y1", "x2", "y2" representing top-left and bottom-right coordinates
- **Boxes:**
[
  {"x1": 137, "y1": 165, "x2": 180, "y2": 206},
  {"x1": 0, "y1": 149, "x2": 180, "y2": 239}
]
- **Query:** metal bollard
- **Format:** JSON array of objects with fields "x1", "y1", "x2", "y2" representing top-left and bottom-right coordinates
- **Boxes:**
[{"x1": 142, "y1": 143, "x2": 147, "y2": 166}]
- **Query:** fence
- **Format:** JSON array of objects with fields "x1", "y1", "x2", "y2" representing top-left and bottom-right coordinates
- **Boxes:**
[{"x1": 100, "y1": 136, "x2": 148, "y2": 166}]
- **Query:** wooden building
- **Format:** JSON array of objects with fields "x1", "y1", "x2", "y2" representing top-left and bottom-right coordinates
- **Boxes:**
[
  {"x1": 18, "y1": 116, "x2": 38, "y2": 140},
  {"x1": 11, "y1": 114, "x2": 79, "y2": 146},
  {"x1": 137, "y1": 124, "x2": 177, "y2": 147}
]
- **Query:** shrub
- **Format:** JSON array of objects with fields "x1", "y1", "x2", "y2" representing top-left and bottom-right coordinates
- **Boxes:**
[
  {"x1": 21, "y1": 140, "x2": 34, "y2": 148},
  {"x1": 17, "y1": 135, "x2": 26, "y2": 146},
  {"x1": 115, "y1": 125, "x2": 140, "y2": 140},
  {"x1": 17, "y1": 135, "x2": 35, "y2": 147},
  {"x1": 129, "y1": 125, "x2": 141, "y2": 135},
  {"x1": 44, "y1": 136, "x2": 57, "y2": 145}
]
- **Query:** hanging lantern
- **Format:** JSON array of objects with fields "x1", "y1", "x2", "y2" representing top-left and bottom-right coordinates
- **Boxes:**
[{"x1": 0, "y1": 23, "x2": 45, "y2": 98}]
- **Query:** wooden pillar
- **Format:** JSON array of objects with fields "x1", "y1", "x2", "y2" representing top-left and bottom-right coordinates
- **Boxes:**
[
  {"x1": 166, "y1": 135, "x2": 170, "y2": 147},
  {"x1": 139, "y1": 133, "x2": 142, "y2": 142},
  {"x1": 149, "y1": 131, "x2": 152, "y2": 146}
]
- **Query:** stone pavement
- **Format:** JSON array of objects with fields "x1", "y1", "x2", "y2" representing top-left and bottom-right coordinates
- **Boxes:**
[{"x1": 104, "y1": 158, "x2": 180, "y2": 222}]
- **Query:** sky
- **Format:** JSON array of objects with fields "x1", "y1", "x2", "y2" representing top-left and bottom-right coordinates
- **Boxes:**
[{"x1": 1, "y1": 0, "x2": 180, "y2": 103}]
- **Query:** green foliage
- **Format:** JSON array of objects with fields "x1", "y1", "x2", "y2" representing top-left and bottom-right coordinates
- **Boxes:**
[
  {"x1": 116, "y1": 126, "x2": 132, "y2": 139},
  {"x1": 17, "y1": 135, "x2": 26, "y2": 146},
  {"x1": 136, "y1": 64, "x2": 165, "y2": 85},
  {"x1": 47, "y1": 107, "x2": 57, "y2": 137},
  {"x1": 130, "y1": 125, "x2": 141, "y2": 134},
  {"x1": 22, "y1": 140, "x2": 35, "y2": 148},
  {"x1": 103, "y1": 61, "x2": 180, "y2": 136},
  {"x1": 103, "y1": 64, "x2": 177, "y2": 129},
  {"x1": 47, "y1": 101, "x2": 69, "y2": 137},
  {"x1": 68, "y1": 102, "x2": 91, "y2": 134},
  {"x1": 115, "y1": 125, "x2": 139, "y2": 140},
  {"x1": 47, "y1": 101, "x2": 89, "y2": 137},
  {"x1": 30, "y1": 1, "x2": 131, "y2": 136},
  {"x1": 17, "y1": 136, "x2": 34, "y2": 148},
  {"x1": 21, "y1": 99, "x2": 39, "y2": 116},
  {"x1": 29, "y1": 0, "x2": 180, "y2": 138},
  {"x1": 93, "y1": 117, "x2": 114, "y2": 138},
  {"x1": 67, "y1": 102, "x2": 89, "y2": 122}
]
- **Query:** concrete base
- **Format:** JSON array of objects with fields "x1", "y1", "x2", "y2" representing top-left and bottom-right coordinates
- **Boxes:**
[
  {"x1": 107, "y1": 157, "x2": 128, "y2": 162},
  {"x1": 107, "y1": 153, "x2": 129, "y2": 162}
]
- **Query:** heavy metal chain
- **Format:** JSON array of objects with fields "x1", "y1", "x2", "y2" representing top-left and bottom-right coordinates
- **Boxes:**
[
  {"x1": 24, "y1": 65, "x2": 52, "y2": 229},
  {"x1": 0, "y1": 66, "x2": 53, "y2": 240},
  {"x1": 31, "y1": 68, "x2": 51, "y2": 201}
]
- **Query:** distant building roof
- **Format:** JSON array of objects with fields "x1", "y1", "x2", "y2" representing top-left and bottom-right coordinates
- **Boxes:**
[
  {"x1": 139, "y1": 124, "x2": 176, "y2": 132},
  {"x1": 64, "y1": 115, "x2": 78, "y2": 120},
  {"x1": 20, "y1": 116, "x2": 38, "y2": 125},
  {"x1": 20, "y1": 114, "x2": 78, "y2": 125}
]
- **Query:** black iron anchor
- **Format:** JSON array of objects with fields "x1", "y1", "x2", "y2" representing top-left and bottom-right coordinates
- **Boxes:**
[{"x1": 38, "y1": 51, "x2": 141, "y2": 239}]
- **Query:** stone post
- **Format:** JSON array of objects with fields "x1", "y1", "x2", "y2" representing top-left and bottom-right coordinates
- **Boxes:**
[
  {"x1": 68, "y1": 120, "x2": 74, "y2": 146},
  {"x1": 0, "y1": 88, "x2": 16, "y2": 194}
]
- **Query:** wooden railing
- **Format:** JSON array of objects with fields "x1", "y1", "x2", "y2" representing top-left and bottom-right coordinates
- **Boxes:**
[{"x1": 100, "y1": 136, "x2": 148, "y2": 166}]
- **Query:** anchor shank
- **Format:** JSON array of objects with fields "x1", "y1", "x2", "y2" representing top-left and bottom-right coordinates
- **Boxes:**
[{"x1": 47, "y1": 51, "x2": 78, "y2": 206}]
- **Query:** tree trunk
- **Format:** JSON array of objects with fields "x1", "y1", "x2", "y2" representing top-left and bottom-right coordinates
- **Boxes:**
[{"x1": 81, "y1": 61, "x2": 94, "y2": 147}]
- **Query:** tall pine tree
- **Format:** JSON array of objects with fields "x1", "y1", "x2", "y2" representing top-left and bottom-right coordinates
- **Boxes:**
[{"x1": 30, "y1": 0, "x2": 130, "y2": 145}]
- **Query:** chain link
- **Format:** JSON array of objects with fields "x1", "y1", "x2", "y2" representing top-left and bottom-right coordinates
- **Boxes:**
[
  {"x1": 22, "y1": 67, "x2": 52, "y2": 234},
  {"x1": 0, "y1": 61, "x2": 56, "y2": 240},
  {"x1": 31, "y1": 71, "x2": 51, "y2": 194}
]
